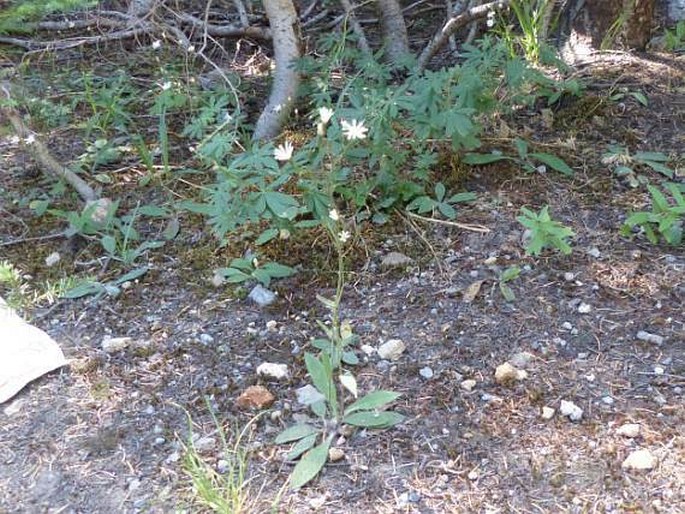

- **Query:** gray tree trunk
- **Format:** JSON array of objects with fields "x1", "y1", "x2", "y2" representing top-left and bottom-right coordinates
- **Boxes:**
[
  {"x1": 376, "y1": 0, "x2": 410, "y2": 65},
  {"x1": 252, "y1": 0, "x2": 301, "y2": 141}
]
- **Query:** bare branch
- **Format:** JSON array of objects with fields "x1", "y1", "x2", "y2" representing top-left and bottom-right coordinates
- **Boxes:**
[
  {"x1": 418, "y1": 0, "x2": 510, "y2": 70},
  {"x1": 338, "y1": 0, "x2": 371, "y2": 54}
]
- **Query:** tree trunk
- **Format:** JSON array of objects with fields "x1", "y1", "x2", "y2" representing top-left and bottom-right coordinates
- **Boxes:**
[
  {"x1": 376, "y1": 0, "x2": 410, "y2": 65},
  {"x1": 252, "y1": 0, "x2": 301, "y2": 142},
  {"x1": 563, "y1": 0, "x2": 655, "y2": 51}
]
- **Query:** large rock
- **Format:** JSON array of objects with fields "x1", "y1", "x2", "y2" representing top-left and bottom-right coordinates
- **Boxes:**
[{"x1": 0, "y1": 297, "x2": 67, "y2": 403}]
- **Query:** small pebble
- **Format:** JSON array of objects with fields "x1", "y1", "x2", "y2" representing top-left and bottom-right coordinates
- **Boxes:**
[
  {"x1": 266, "y1": 320, "x2": 278, "y2": 332},
  {"x1": 601, "y1": 396, "x2": 615, "y2": 405},
  {"x1": 653, "y1": 366, "x2": 665, "y2": 375},
  {"x1": 460, "y1": 379, "x2": 476, "y2": 391},
  {"x1": 617, "y1": 423, "x2": 641, "y2": 438},
  {"x1": 561, "y1": 321, "x2": 573, "y2": 331},
  {"x1": 377, "y1": 339, "x2": 406, "y2": 361},
  {"x1": 578, "y1": 302, "x2": 592, "y2": 314},
  {"x1": 636, "y1": 331, "x2": 664, "y2": 346},
  {"x1": 560, "y1": 400, "x2": 583, "y2": 421},
  {"x1": 419, "y1": 366, "x2": 434, "y2": 379},
  {"x1": 199, "y1": 333, "x2": 214, "y2": 344},
  {"x1": 467, "y1": 470, "x2": 479, "y2": 480},
  {"x1": 622, "y1": 449, "x2": 656, "y2": 470},
  {"x1": 541, "y1": 406, "x2": 555, "y2": 420},
  {"x1": 563, "y1": 272, "x2": 575, "y2": 282}
]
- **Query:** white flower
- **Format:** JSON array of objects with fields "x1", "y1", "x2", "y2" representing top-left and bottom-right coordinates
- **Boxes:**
[
  {"x1": 338, "y1": 230, "x2": 351, "y2": 243},
  {"x1": 187, "y1": 45, "x2": 196, "y2": 53},
  {"x1": 329, "y1": 209, "x2": 340, "y2": 221},
  {"x1": 318, "y1": 107, "x2": 334, "y2": 124},
  {"x1": 274, "y1": 141, "x2": 294, "y2": 162},
  {"x1": 152, "y1": 40, "x2": 162, "y2": 50},
  {"x1": 341, "y1": 119, "x2": 368, "y2": 141},
  {"x1": 160, "y1": 81, "x2": 172, "y2": 91},
  {"x1": 486, "y1": 11, "x2": 496, "y2": 28},
  {"x1": 24, "y1": 134, "x2": 36, "y2": 144}
]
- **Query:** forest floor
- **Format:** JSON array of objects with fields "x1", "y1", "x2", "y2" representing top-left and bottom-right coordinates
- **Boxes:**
[{"x1": 1, "y1": 44, "x2": 685, "y2": 513}]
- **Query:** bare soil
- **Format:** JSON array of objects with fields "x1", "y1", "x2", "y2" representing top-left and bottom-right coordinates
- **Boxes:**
[{"x1": 1, "y1": 48, "x2": 684, "y2": 513}]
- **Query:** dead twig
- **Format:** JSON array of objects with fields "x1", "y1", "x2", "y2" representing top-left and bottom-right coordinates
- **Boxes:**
[{"x1": 405, "y1": 210, "x2": 490, "y2": 233}]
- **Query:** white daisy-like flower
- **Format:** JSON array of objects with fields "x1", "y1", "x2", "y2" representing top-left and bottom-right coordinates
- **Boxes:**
[
  {"x1": 338, "y1": 230, "x2": 351, "y2": 243},
  {"x1": 319, "y1": 107, "x2": 334, "y2": 124},
  {"x1": 486, "y1": 11, "x2": 496, "y2": 28},
  {"x1": 329, "y1": 209, "x2": 340, "y2": 221},
  {"x1": 341, "y1": 119, "x2": 368, "y2": 141},
  {"x1": 160, "y1": 81, "x2": 172, "y2": 91},
  {"x1": 24, "y1": 134, "x2": 36, "y2": 144},
  {"x1": 187, "y1": 45, "x2": 196, "y2": 53},
  {"x1": 274, "y1": 141, "x2": 294, "y2": 162},
  {"x1": 152, "y1": 40, "x2": 162, "y2": 50}
]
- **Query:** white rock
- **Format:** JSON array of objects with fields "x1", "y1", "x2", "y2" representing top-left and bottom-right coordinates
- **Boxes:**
[
  {"x1": 193, "y1": 436, "x2": 216, "y2": 453},
  {"x1": 377, "y1": 339, "x2": 406, "y2": 361},
  {"x1": 508, "y1": 351, "x2": 534, "y2": 369},
  {"x1": 636, "y1": 331, "x2": 664, "y2": 346},
  {"x1": 560, "y1": 400, "x2": 583, "y2": 421},
  {"x1": 257, "y1": 362, "x2": 289, "y2": 380},
  {"x1": 617, "y1": 423, "x2": 641, "y2": 438},
  {"x1": 494, "y1": 362, "x2": 528, "y2": 385},
  {"x1": 587, "y1": 247, "x2": 601, "y2": 258},
  {"x1": 578, "y1": 302, "x2": 592, "y2": 314},
  {"x1": 419, "y1": 366, "x2": 434, "y2": 379},
  {"x1": 266, "y1": 320, "x2": 278, "y2": 332},
  {"x1": 622, "y1": 449, "x2": 656, "y2": 470},
  {"x1": 561, "y1": 321, "x2": 573, "y2": 330},
  {"x1": 467, "y1": 470, "x2": 479, "y2": 480},
  {"x1": 563, "y1": 272, "x2": 575, "y2": 282},
  {"x1": 199, "y1": 333, "x2": 214, "y2": 344},
  {"x1": 248, "y1": 284, "x2": 276, "y2": 307},
  {"x1": 541, "y1": 406, "x2": 555, "y2": 420},
  {"x1": 360, "y1": 344, "x2": 376, "y2": 356},
  {"x1": 602, "y1": 396, "x2": 615, "y2": 405},
  {"x1": 328, "y1": 448, "x2": 345, "y2": 462},
  {"x1": 101, "y1": 336, "x2": 132, "y2": 353},
  {"x1": 44, "y1": 252, "x2": 61, "y2": 267},
  {"x1": 460, "y1": 379, "x2": 477, "y2": 391},
  {"x1": 381, "y1": 252, "x2": 413, "y2": 268},
  {"x1": 654, "y1": 366, "x2": 665, "y2": 375}
]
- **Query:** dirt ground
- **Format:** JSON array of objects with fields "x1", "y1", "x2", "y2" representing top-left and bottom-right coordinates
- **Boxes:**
[{"x1": 1, "y1": 45, "x2": 684, "y2": 513}]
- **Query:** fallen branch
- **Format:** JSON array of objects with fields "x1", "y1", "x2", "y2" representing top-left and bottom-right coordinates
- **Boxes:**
[
  {"x1": 405, "y1": 210, "x2": 490, "y2": 233},
  {"x1": 1, "y1": 80, "x2": 97, "y2": 204},
  {"x1": 417, "y1": 0, "x2": 510, "y2": 70}
]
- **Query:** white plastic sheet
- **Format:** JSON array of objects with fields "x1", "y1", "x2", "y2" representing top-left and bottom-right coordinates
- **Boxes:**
[{"x1": 0, "y1": 297, "x2": 67, "y2": 403}]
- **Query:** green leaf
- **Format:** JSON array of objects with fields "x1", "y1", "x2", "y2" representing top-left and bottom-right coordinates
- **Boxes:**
[
  {"x1": 342, "y1": 351, "x2": 359, "y2": 365},
  {"x1": 499, "y1": 283, "x2": 516, "y2": 302},
  {"x1": 343, "y1": 411, "x2": 405, "y2": 428},
  {"x1": 316, "y1": 294, "x2": 336, "y2": 310},
  {"x1": 434, "y1": 182, "x2": 446, "y2": 202},
  {"x1": 463, "y1": 153, "x2": 508, "y2": 165},
  {"x1": 137, "y1": 205, "x2": 169, "y2": 217},
  {"x1": 344, "y1": 390, "x2": 401, "y2": 415},
  {"x1": 62, "y1": 281, "x2": 106, "y2": 299},
  {"x1": 437, "y1": 202, "x2": 457, "y2": 220},
  {"x1": 275, "y1": 424, "x2": 318, "y2": 444},
  {"x1": 289, "y1": 436, "x2": 332, "y2": 490},
  {"x1": 263, "y1": 192, "x2": 300, "y2": 219},
  {"x1": 255, "y1": 228, "x2": 279, "y2": 245},
  {"x1": 305, "y1": 353, "x2": 335, "y2": 407},
  {"x1": 500, "y1": 266, "x2": 520, "y2": 282},
  {"x1": 217, "y1": 267, "x2": 251, "y2": 283},
  {"x1": 101, "y1": 235, "x2": 117, "y2": 254},
  {"x1": 514, "y1": 138, "x2": 528, "y2": 159},
  {"x1": 112, "y1": 266, "x2": 149, "y2": 285},
  {"x1": 447, "y1": 192, "x2": 477, "y2": 203},
  {"x1": 162, "y1": 218, "x2": 180, "y2": 240},
  {"x1": 530, "y1": 153, "x2": 574, "y2": 176},
  {"x1": 260, "y1": 262, "x2": 296, "y2": 278},
  {"x1": 286, "y1": 434, "x2": 318, "y2": 461},
  {"x1": 630, "y1": 91, "x2": 648, "y2": 106}
]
